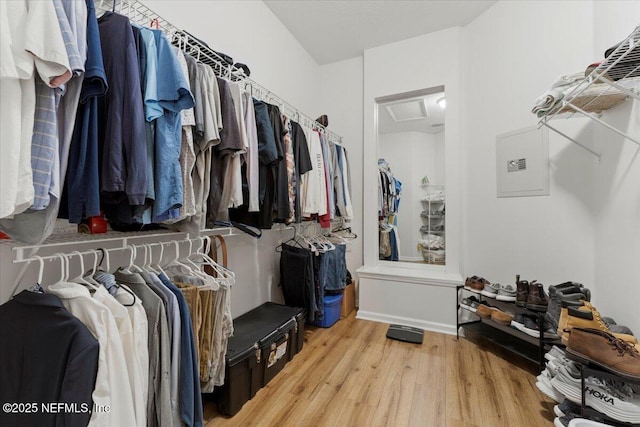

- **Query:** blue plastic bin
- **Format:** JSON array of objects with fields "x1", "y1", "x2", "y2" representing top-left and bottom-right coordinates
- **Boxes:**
[{"x1": 313, "y1": 294, "x2": 343, "y2": 328}]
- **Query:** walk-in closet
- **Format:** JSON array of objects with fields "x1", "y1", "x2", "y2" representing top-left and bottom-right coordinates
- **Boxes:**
[{"x1": 1, "y1": 1, "x2": 639, "y2": 426}]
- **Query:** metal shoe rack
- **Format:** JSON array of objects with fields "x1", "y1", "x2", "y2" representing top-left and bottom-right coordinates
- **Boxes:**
[
  {"x1": 456, "y1": 285, "x2": 561, "y2": 371},
  {"x1": 576, "y1": 363, "x2": 640, "y2": 426}
]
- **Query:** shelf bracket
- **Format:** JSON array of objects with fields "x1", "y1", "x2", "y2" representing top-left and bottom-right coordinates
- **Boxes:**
[
  {"x1": 540, "y1": 121, "x2": 601, "y2": 160},
  {"x1": 565, "y1": 102, "x2": 640, "y2": 147}
]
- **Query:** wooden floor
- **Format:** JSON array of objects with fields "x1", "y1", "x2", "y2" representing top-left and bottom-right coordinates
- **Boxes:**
[{"x1": 203, "y1": 311, "x2": 556, "y2": 427}]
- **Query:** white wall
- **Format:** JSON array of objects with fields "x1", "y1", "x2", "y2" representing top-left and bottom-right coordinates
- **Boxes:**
[
  {"x1": 0, "y1": 0, "x2": 324, "y2": 319},
  {"x1": 462, "y1": 0, "x2": 639, "y2": 332},
  {"x1": 590, "y1": 2, "x2": 640, "y2": 332},
  {"x1": 461, "y1": 0, "x2": 598, "y2": 291}
]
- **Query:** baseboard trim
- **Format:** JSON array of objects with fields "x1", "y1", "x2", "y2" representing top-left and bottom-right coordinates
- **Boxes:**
[{"x1": 356, "y1": 310, "x2": 456, "y2": 336}]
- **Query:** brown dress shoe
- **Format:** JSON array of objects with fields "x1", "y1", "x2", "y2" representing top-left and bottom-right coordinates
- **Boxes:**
[
  {"x1": 566, "y1": 327, "x2": 640, "y2": 381},
  {"x1": 465, "y1": 276, "x2": 488, "y2": 292},
  {"x1": 476, "y1": 304, "x2": 494, "y2": 319},
  {"x1": 491, "y1": 309, "x2": 514, "y2": 326}
]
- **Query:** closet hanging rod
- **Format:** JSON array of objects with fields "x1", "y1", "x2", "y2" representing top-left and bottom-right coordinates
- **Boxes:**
[
  {"x1": 100, "y1": 0, "x2": 343, "y2": 144},
  {"x1": 12, "y1": 236, "x2": 208, "y2": 265}
]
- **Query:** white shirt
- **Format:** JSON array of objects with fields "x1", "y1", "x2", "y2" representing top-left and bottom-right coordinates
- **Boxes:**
[
  {"x1": 94, "y1": 286, "x2": 146, "y2": 427},
  {"x1": 301, "y1": 128, "x2": 328, "y2": 216},
  {"x1": 0, "y1": 0, "x2": 70, "y2": 220},
  {"x1": 243, "y1": 91, "x2": 260, "y2": 212},
  {"x1": 114, "y1": 285, "x2": 149, "y2": 427},
  {"x1": 48, "y1": 282, "x2": 137, "y2": 427}
]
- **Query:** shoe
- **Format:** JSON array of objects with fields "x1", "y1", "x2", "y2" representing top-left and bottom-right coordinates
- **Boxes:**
[
  {"x1": 491, "y1": 309, "x2": 514, "y2": 325},
  {"x1": 464, "y1": 276, "x2": 487, "y2": 292},
  {"x1": 566, "y1": 327, "x2": 640, "y2": 382},
  {"x1": 512, "y1": 315, "x2": 558, "y2": 339},
  {"x1": 511, "y1": 313, "x2": 525, "y2": 329},
  {"x1": 562, "y1": 305, "x2": 638, "y2": 345},
  {"x1": 610, "y1": 324, "x2": 635, "y2": 335},
  {"x1": 555, "y1": 415, "x2": 610, "y2": 427},
  {"x1": 496, "y1": 283, "x2": 517, "y2": 301},
  {"x1": 550, "y1": 363, "x2": 583, "y2": 403},
  {"x1": 557, "y1": 299, "x2": 586, "y2": 337},
  {"x1": 553, "y1": 399, "x2": 581, "y2": 417},
  {"x1": 548, "y1": 290, "x2": 589, "y2": 332},
  {"x1": 460, "y1": 296, "x2": 480, "y2": 312},
  {"x1": 476, "y1": 304, "x2": 494, "y2": 319},
  {"x1": 548, "y1": 281, "x2": 583, "y2": 297},
  {"x1": 515, "y1": 274, "x2": 529, "y2": 307},
  {"x1": 526, "y1": 281, "x2": 550, "y2": 311},
  {"x1": 536, "y1": 369, "x2": 565, "y2": 402},
  {"x1": 545, "y1": 346, "x2": 567, "y2": 362},
  {"x1": 556, "y1": 286, "x2": 591, "y2": 303},
  {"x1": 583, "y1": 376, "x2": 640, "y2": 424},
  {"x1": 481, "y1": 282, "x2": 500, "y2": 298}
]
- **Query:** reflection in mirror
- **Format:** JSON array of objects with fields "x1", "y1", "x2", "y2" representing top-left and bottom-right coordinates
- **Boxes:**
[{"x1": 377, "y1": 86, "x2": 446, "y2": 266}]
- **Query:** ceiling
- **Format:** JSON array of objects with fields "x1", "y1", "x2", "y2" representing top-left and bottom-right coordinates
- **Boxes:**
[
  {"x1": 378, "y1": 91, "x2": 445, "y2": 135},
  {"x1": 263, "y1": 0, "x2": 496, "y2": 65}
]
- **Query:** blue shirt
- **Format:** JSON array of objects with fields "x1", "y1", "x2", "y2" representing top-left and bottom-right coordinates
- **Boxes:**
[
  {"x1": 62, "y1": 0, "x2": 107, "y2": 223},
  {"x1": 158, "y1": 273, "x2": 203, "y2": 427},
  {"x1": 150, "y1": 29, "x2": 194, "y2": 223}
]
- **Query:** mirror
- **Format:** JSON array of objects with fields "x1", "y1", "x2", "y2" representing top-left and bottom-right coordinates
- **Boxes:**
[{"x1": 376, "y1": 86, "x2": 446, "y2": 266}]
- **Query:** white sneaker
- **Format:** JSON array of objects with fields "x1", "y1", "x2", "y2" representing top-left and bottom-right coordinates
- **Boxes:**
[
  {"x1": 496, "y1": 283, "x2": 517, "y2": 301},
  {"x1": 537, "y1": 374, "x2": 566, "y2": 403},
  {"x1": 480, "y1": 282, "x2": 500, "y2": 298},
  {"x1": 583, "y1": 377, "x2": 640, "y2": 424},
  {"x1": 550, "y1": 364, "x2": 582, "y2": 404},
  {"x1": 545, "y1": 346, "x2": 567, "y2": 362}
]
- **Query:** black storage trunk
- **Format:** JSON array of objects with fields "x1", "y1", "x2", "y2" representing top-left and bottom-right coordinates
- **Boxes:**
[{"x1": 216, "y1": 302, "x2": 305, "y2": 416}]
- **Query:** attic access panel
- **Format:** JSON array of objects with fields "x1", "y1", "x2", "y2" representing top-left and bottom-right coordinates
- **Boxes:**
[{"x1": 496, "y1": 125, "x2": 549, "y2": 198}]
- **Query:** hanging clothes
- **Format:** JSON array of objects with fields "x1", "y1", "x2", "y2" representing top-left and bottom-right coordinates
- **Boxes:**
[
  {"x1": 96, "y1": 12, "x2": 147, "y2": 208},
  {"x1": 48, "y1": 281, "x2": 138, "y2": 427},
  {"x1": 0, "y1": 290, "x2": 99, "y2": 427},
  {"x1": 114, "y1": 269, "x2": 173, "y2": 427},
  {"x1": 0, "y1": 0, "x2": 71, "y2": 220}
]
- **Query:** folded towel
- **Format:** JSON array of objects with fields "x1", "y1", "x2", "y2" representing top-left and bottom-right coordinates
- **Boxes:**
[
  {"x1": 532, "y1": 88, "x2": 565, "y2": 115},
  {"x1": 550, "y1": 72, "x2": 584, "y2": 89}
]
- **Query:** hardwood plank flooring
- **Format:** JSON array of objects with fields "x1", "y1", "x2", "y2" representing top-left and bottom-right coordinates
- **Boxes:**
[{"x1": 204, "y1": 312, "x2": 555, "y2": 427}]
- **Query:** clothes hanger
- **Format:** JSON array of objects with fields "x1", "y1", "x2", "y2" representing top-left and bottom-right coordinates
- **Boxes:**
[
  {"x1": 143, "y1": 243, "x2": 159, "y2": 274},
  {"x1": 35, "y1": 255, "x2": 45, "y2": 286},
  {"x1": 120, "y1": 245, "x2": 143, "y2": 274},
  {"x1": 277, "y1": 226, "x2": 304, "y2": 251},
  {"x1": 82, "y1": 249, "x2": 103, "y2": 287},
  {"x1": 69, "y1": 251, "x2": 98, "y2": 291},
  {"x1": 193, "y1": 237, "x2": 232, "y2": 281},
  {"x1": 25, "y1": 256, "x2": 46, "y2": 294},
  {"x1": 153, "y1": 242, "x2": 169, "y2": 277},
  {"x1": 189, "y1": 236, "x2": 229, "y2": 283},
  {"x1": 165, "y1": 240, "x2": 197, "y2": 276},
  {"x1": 179, "y1": 239, "x2": 211, "y2": 281},
  {"x1": 48, "y1": 253, "x2": 68, "y2": 289}
]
